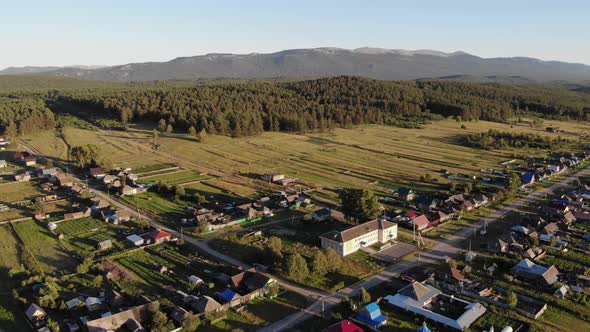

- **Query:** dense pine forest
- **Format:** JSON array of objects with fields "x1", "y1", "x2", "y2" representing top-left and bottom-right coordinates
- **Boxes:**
[{"x1": 1, "y1": 75, "x2": 589, "y2": 137}]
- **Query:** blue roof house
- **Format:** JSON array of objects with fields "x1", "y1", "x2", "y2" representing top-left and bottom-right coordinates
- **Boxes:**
[
  {"x1": 356, "y1": 302, "x2": 387, "y2": 328},
  {"x1": 521, "y1": 172, "x2": 535, "y2": 186},
  {"x1": 215, "y1": 288, "x2": 241, "y2": 304}
]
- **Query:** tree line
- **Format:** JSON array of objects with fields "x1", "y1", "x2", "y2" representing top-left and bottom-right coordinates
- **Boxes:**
[
  {"x1": 1, "y1": 76, "x2": 589, "y2": 137},
  {"x1": 460, "y1": 129, "x2": 572, "y2": 150}
]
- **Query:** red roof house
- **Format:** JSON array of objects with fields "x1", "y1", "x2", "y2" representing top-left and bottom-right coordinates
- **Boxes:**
[
  {"x1": 410, "y1": 215, "x2": 430, "y2": 231},
  {"x1": 327, "y1": 320, "x2": 364, "y2": 332},
  {"x1": 148, "y1": 229, "x2": 172, "y2": 244},
  {"x1": 405, "y1": 210, "x2": 418, "y2": 218},
  {"x1": 89, "y1": 167, "x2": 106, "y2": 178}
]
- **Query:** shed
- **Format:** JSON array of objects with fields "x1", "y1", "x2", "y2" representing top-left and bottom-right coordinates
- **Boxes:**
[
  {"x1": 126, "y1": 234, "x2": 144, "y2": 246},
  {"x1": 97, "y1": 240, "x2": 113, "y2": 251}
]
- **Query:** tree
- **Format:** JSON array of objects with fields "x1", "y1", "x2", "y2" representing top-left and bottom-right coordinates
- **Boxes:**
[
  {"x1": 165, "y1": 123, "x2": 173, "y2": 134},
  {"x1": 324, "y1": 248, "x2": 342, "y2": 273},
  {"x1": 46, "y1": 159, "x2": 54, "y2": 168},
  {"x1": 158, "y1": 119, "x2": 167, "y2": 132},
  {"x1": 359, "y1": 287, "x2": 371, "y2": 304},
  {"x1": 33, "y1": 201, "x2": 45, "y2": 214},
  {"x1": 188, "y1": 126, "x2": 197, "y2": 137},
  {"x1": 464, "y1": 182, "x2": 473, "y2": 193},
  {"x1": 267, "y1": 282, "x2": 280, "y2": 298},
  {"x1": 76, "y1": 256, "x2": 94, "y2": 274},
  {"x1": 310, "y1": 251, "x2": 328, "y2": 276},
  {"x1": 198, "y1": 128, "x2": 208, "y2": 143},
  {"x1": 152, "y1": 129, "x2": 160, "y2": 146},
  {"x1": 175, "y1": 185, "x2": 186, "y2": 197},
  {"x1": 70, "y1": 144, "x2": 99, "y2": 168},
  {"x1": 506, "y1": 289, "x2": 518, "y2": 307},
  {"x1": 339, "y1": 188, "x2": 380, "y2": 223},
  {"x1": 286, "y1": 253, "x2": 309, "y2": 282},
  {"x1": 147, "y1": 302, "x2": 174, "y2": 332},
  {"x1": 182, "y1": 313, "x2": 200, "y2": 332},
  {"x1": 267, "y1": 236, "x2": 283, "y2": 261}
]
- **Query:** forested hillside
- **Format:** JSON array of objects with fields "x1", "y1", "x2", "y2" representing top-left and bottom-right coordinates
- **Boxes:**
[{"x1": 1, "y1": 76, "x2": 589, "y2": 137}]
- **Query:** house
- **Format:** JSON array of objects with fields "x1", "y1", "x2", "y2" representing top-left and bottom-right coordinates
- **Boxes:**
[
  {"x1": 462, "y1": 200, "x2": 475, "y2": 211},
  {"x1": 38, "y1": 168, "x2": 58, "y2": 178},
  {"x1": 574, "y1": 210, "x2": 590, "y2": 222},
  {"x1": 121, "y1": 185, "x2": 139, "y2": 196},
  {"x1": 320, "y1": 218, "x2": 397, "y2": 256},
  {"x1": 398, "y1": 187, "x2": 415, "y2": 201},
  {"x1": 146, "y1": 229, "x2": 172, "y2": 244},
  {"x1": 547, "y1": 165, "x2": 562, "y2": 173},
  {"x1": 126, "y1": 234, "x2": 144, "y2": 246},
  {"x1": 63, "y1": 211, "x2": 85, "y2": 220},
  {"x1": 326, "y1": 320, "x2": 364, "y2": 332},
  {"x1": 511, "y1": 259, "x2": 560, "y2": 285},
  {"x1": 188, "y1": 275, "x2": 203, "y2": 285},
  {"x1": 261, "y1": 173, "x2": 285, "y2": 182},
  {"x1": 542, "y1": 222, "x2": 559, "y2": 235},
  {"x1": 23, "y1": 156, "x2": 37, "y2": 166},
  {"x1": 417, "y1": 197, "x2": 438, "y2": 211},
  {"x1": 311, "y1": 208, "x2": 332, "y2": 222},
  {"x1": 216, "y1": 288, "x2": 242, "y2": 306},
  {"x1": 473, "y1": 194, "x2": 489, "y2": 207},
  {"x1": 171, "y1": 307, "x2": 189, "y2": 326},
  {"x1": 14, "y1": 151, "x2": 30, "y2": 161},
  {"x1": 53, "y1": 173, "x2": 74, "y2": 187},
  {"x1": 97, "y1": 239, "x2": 113, "y2": 251},
  {"x1": 65, "y1": 297, "x2": 84, "y2": 310},
  {"x1": 384, "y1": 282, "x2": 487, "y2": 331},
  {"x1": 0, "y1": 160, "x2": 7, "y2": 168},
  {"x1": 521, "y1": 172, "x2": 535, "y2": 186},
  {"x1": 47, "y1": 222, "x2": 57, "y2": 231},
  {"x1": 554, "y1": 285, "x2": 569, "y2": 298},
  {"x1": 356, "y1": 302, "x2": 387, "y2": 328},
  {"x1": 192, "y1": 296, "x2": 223, "y2": 315},
  {"x1": 86, "y1": 302, "x2": 152, "y2": 332},
  {"x1": 409, "y1": 214, "x2": 430, "y2": 231},
  {"x1": 14, "y1": 173, "x2": 31, "y2": 182},
  {"x1": 25, "y1": 303, "x2": 47, "y2": 329},
  {"x1": 89, "y1": 167, "x2": 106, "y2": 179},
  {"x1": 85, "y1": 297, "x2": 106, "y2": 311}
]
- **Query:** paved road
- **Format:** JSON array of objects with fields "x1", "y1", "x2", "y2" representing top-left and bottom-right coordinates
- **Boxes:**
[{"x1": 260, "y1": 166, "x2": 590, "y2": 332}]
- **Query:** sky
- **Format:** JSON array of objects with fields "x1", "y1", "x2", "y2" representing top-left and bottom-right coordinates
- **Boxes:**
[{"x1": 1, "y1": 0, "x2": 589, "y2": 69}]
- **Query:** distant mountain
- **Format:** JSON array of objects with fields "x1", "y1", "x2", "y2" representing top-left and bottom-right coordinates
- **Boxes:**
[
  {"x1": 5, "y1": 48, "x2": 590, "y2": 82},
  {"x1": 0, "y1": 65, "x2": 105, "y2": 75}
]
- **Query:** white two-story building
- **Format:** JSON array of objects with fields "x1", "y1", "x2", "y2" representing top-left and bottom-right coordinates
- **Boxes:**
[{"x1": 320, "y1": 218, "x2": 397, "y2": 256}]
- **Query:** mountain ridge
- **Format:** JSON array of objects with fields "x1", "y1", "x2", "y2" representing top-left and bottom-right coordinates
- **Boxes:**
[{"x1": 2, "y1": 47, "x2": 590, "y2": 82}]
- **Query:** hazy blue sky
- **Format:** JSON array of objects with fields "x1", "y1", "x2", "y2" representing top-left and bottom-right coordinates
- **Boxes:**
[{"x1": 1, "y1": 0, "x2": 588, "y2": 69}]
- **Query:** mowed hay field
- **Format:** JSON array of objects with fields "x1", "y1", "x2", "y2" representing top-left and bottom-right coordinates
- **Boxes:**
[
  {"x1": 23, "y1": 118, "x2": 590, "y2": 195},
  {"x1": 0, "y1": 225, "x2": 23, "y2": 273},
  {"x1": 0, "y1": 181, "x2": 44, "y2": 202}
]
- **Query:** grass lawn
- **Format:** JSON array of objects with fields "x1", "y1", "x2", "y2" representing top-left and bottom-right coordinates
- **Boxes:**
[{"x1": 12, "y1": 219, "x2": 77, "y2": 275}]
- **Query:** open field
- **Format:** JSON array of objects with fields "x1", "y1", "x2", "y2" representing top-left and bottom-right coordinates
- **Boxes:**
[
  {"x1": 0, "y1": 209, "x2": 28, "y2": 222},
  {"x1": 0, "y1": 225, "x2": 23, "y2": 273},
  {"x1": 21, "y1": 118, "x2": 590, "y2": 201},
  {"x1": 64, "y1": 223, "x2": 136, "y2": 256},
  {"x1": 138, "y1": 169, "x2": 213, "y2": 185},
  {"x1": 0, "y1": 181, "x2": 44, "y2": 203},
  {"x1": 12, "y1": 219, "x2": 77, "y2": 274}
]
